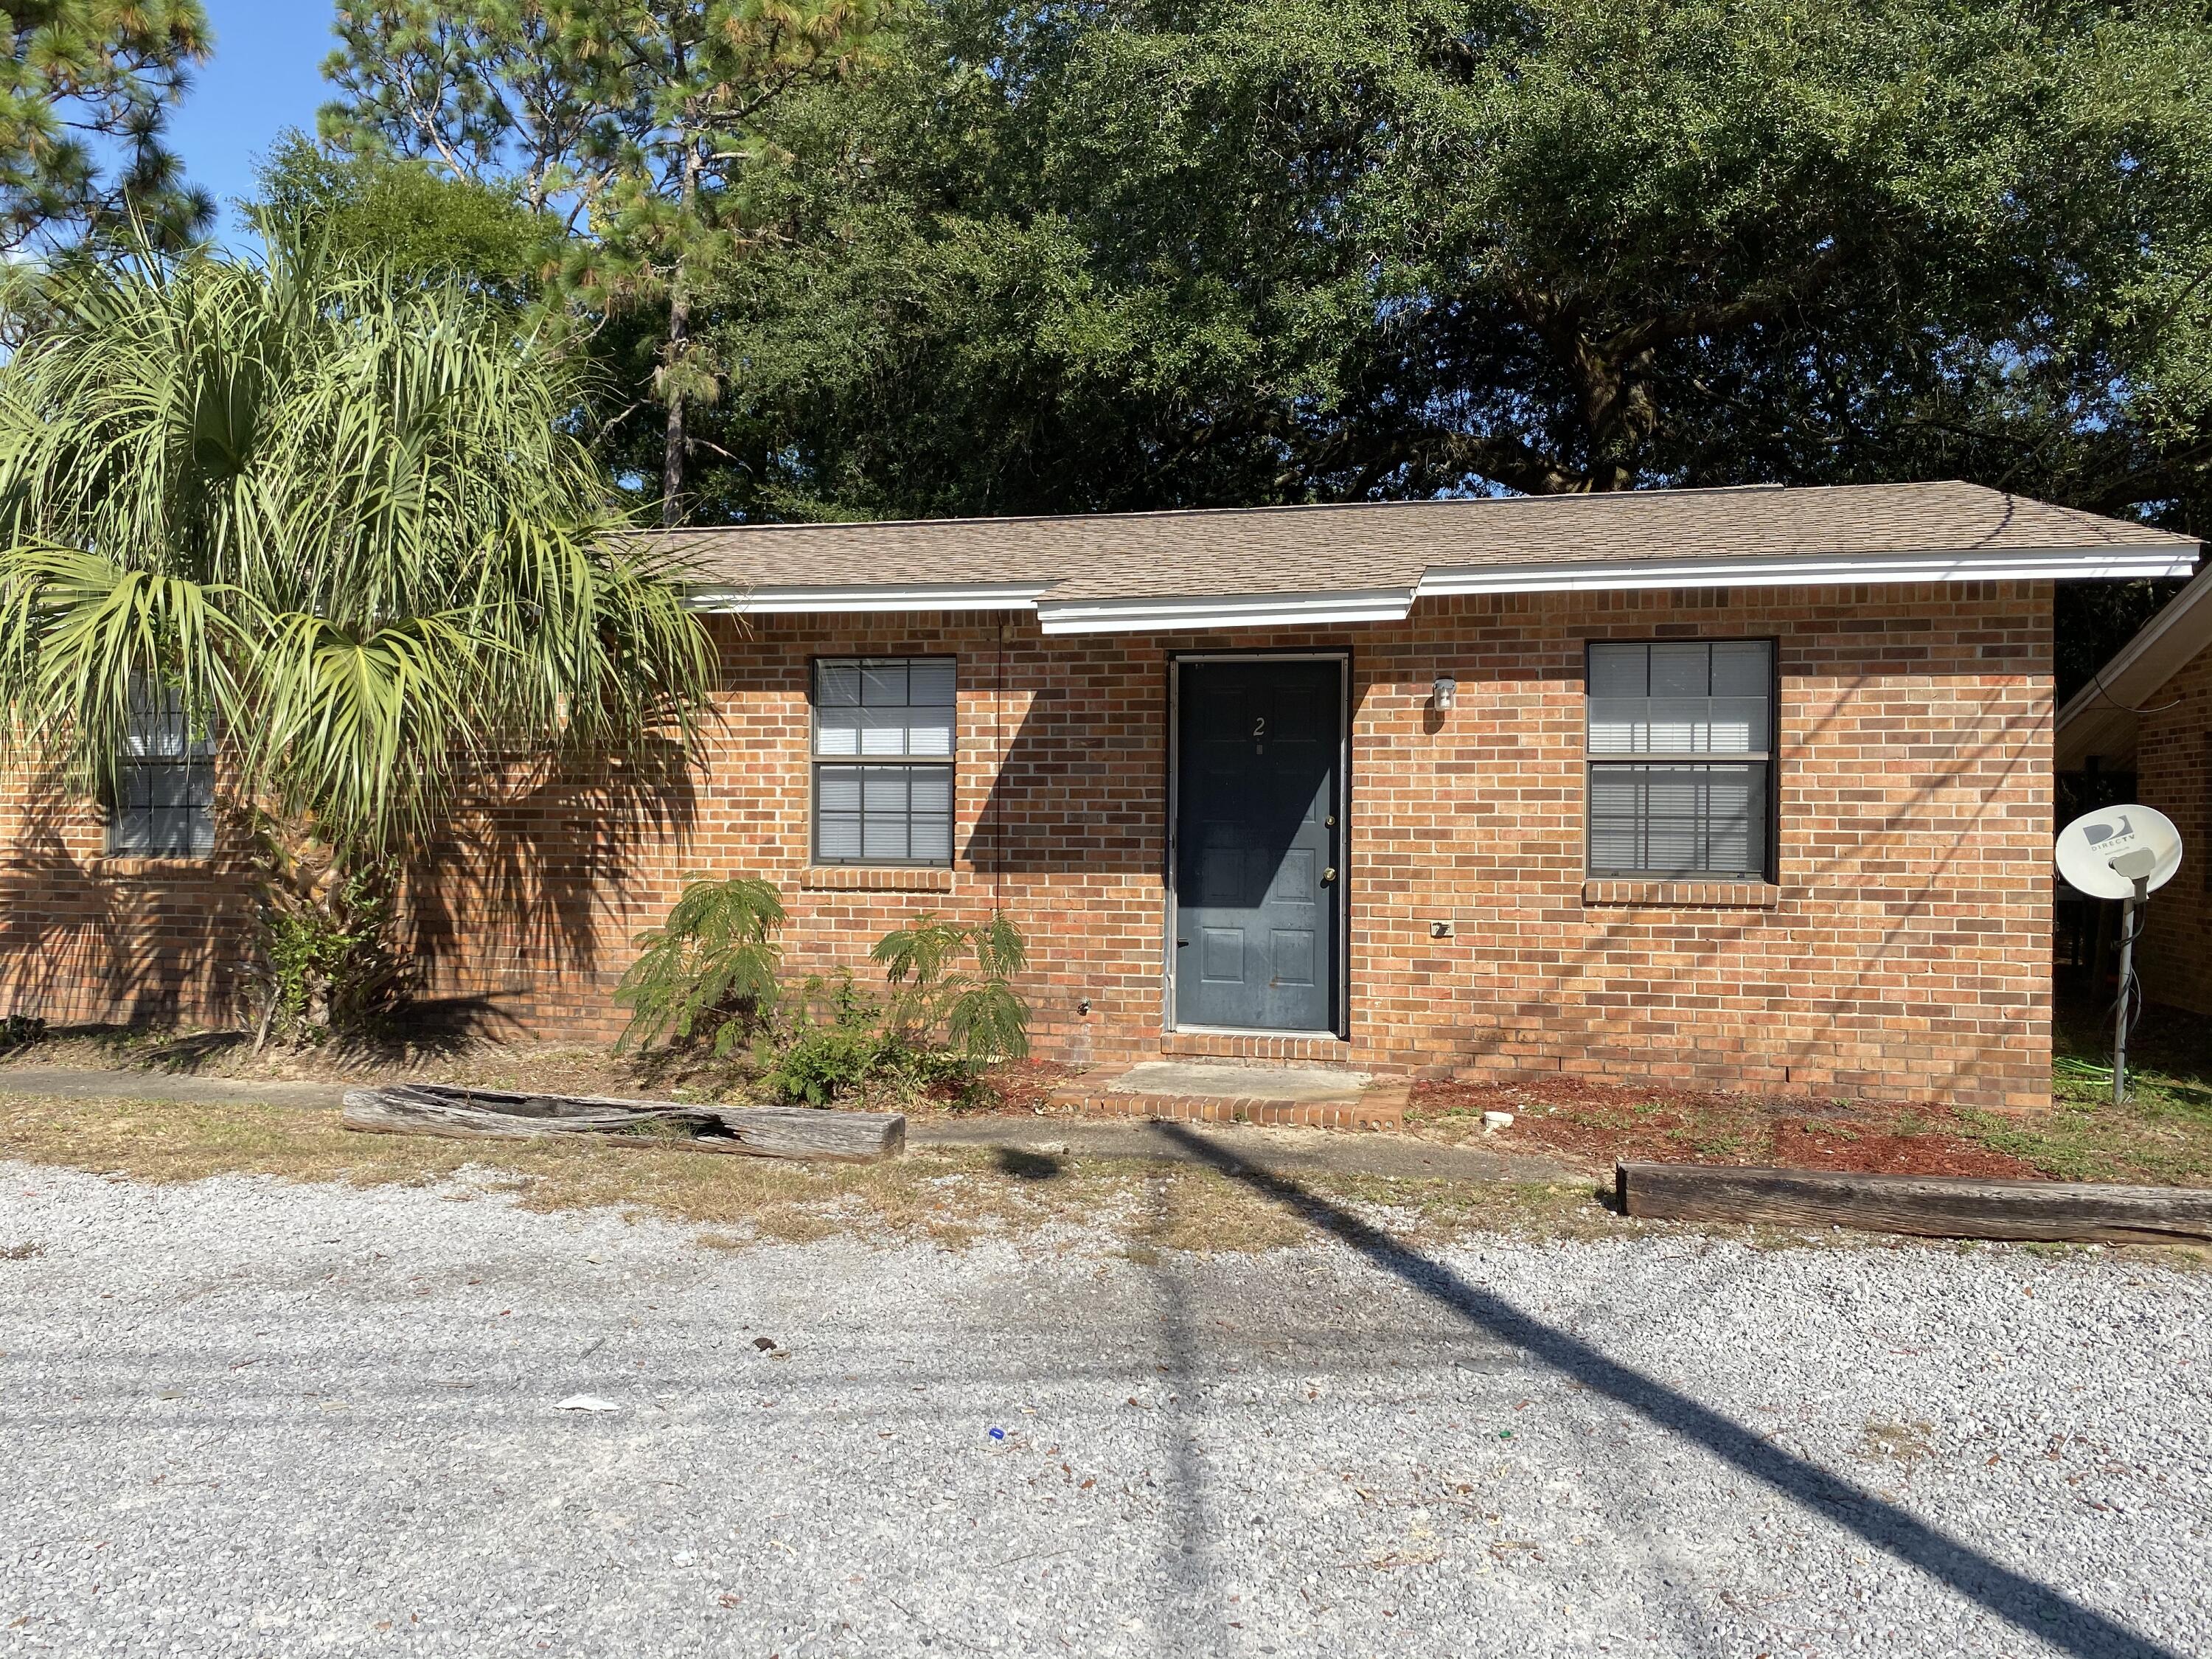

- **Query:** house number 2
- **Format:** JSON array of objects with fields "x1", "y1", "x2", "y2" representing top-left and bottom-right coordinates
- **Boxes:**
[{"x1": 1252, "y1": 717, "x2": 1267, "y2": 738}]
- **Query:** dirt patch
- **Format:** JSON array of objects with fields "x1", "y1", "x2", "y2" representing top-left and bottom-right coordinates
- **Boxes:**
[
  {"x1": 1409, "y1": 1076, "x2": 2045, "y2": 1180},
  {"x1": 0, "y1": 1023, "x2": 1085, "y2": 1116},
  {"x1": 0, "y1": 1089, "x2": 1612, "y2": 1253}
]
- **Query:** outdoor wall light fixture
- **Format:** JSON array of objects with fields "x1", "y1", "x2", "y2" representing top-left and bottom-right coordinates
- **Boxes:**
[{"x1": 1432, "y1": 674, "x2": 1458, "y2": 712}]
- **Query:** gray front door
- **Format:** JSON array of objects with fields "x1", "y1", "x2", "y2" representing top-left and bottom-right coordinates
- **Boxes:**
[{"x1": 1173, "y1": 658, "x2": 1343, "y2": 1033}]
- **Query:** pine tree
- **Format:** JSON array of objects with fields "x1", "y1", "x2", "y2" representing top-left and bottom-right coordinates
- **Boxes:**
[
  {"x1": 0, "y1": 1, "x2": 214, "y2": 254},
  {"x1": 321, "y1": 0, "x2": 897, "y2": 525}
]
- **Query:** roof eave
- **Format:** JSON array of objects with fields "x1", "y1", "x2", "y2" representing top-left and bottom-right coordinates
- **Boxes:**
[
  {"x1": 2054, "y1": 559, "x2": 2212, "y2": 771},
  {"x1": 1034, "y1": 589, "x2": 1416, "y2": 636},
  {"x1": 675, "y1": 541, "x2": 2200, "y2": 633},
  {"x1": 686, "y1": 582, "x2": 1052, "y2": 613},
  {"x1": 1419, "y1": 545, "x2": 2196, "y2": 597}
]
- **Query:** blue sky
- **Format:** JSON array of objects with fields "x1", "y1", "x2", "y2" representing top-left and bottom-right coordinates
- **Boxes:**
[{"x1": 166, "y1": 2, "x2": 345, "y2": 243}]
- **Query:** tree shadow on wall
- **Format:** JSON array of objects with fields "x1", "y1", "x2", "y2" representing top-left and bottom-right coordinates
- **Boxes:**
[
  {"x1": 0, "y1": 768, "x2": 253, "y2": 1028},
  {"x1": 402, "y1": 736, "x2": 702, "y2": 1013}
]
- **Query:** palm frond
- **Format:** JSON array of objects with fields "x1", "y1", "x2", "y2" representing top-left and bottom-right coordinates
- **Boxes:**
[
  {"x1": 0, "y1": 226, "x2": 714, "y2": 855},
  {"x1": 0, "y1": 541, "x2": 247, "y2": 792}
]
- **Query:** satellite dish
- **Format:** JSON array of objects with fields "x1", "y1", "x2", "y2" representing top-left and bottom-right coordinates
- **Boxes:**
[{"x1": 2056, "y1": 805, "x2": 2183, "y2": 900}]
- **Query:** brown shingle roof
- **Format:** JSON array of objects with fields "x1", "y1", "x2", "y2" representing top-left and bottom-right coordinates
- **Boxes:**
[
  {"x1": 650, "y1": 481, "x2": 2196, "y2": 616},
  {"x1": 646, "y1": 487, "x2": 2194, "y2": 637}
]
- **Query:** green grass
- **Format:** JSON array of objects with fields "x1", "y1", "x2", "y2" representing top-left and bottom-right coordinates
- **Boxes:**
[{"x1": 1964, "y1": 1001, "x2": 2212, "y2": 1186}]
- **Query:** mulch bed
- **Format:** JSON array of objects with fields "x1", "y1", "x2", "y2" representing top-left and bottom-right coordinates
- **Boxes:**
[
  {"x1": 915, "y1": 1057, "x2": 1080, "y2": 1116},
  {"x1": 1410, "y1": 1075, "x2": 2045, "y2": 1180}
]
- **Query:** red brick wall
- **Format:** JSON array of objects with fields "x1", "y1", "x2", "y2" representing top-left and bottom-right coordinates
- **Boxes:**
[
  {"x1": 0, "y1": 759, "x2": 256, "y2": 1029},
  {"x1": 2121, "y1": 648, "x2": 2212, "y2": 1015},
  {"x1": 0, "y1": 581, "x2": 2054, "y2": 1110}
]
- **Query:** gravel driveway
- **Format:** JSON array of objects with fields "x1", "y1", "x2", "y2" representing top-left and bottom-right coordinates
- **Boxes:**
[{"x1": 1, "y1": 1160, "x2": 2207, "y2": 1658}]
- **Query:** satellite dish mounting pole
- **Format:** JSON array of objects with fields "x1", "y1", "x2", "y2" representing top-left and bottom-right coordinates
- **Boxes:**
[
  {"x1": 2053, "y1": 804, "x2": 2182, "y2": 1106},
  {"x1": 2115, "y1": 874, "x2": 2149, "y2": 1107}
]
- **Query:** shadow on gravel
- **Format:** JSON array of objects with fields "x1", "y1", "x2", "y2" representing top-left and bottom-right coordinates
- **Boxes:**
[
  {"x1": 1154, "y1": 1122, "x2": 2178, "y2": 1659},
  {"x1": 1141, "y1": 1180, "x2": 1215, "y2": 1655}
]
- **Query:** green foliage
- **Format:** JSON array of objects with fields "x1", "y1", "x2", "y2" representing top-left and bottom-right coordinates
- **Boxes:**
[
  {"x1": 761, "y1": 975, "x2": 975, "y2": 1106},
  {"x1": 691, "y1": 0, "x2": 2212, "y2": 543},
  {"x1": 248, "y1": 131, "x2": 554, "y2": 301},
  {"x1": 0, "y1": 1, "x2": 213, "y2": 257},
  {"x1": 257, "y1": 863, "x2": 402, "y2": 1045},
  {"x1": 0, "y1": 228, "x2": 712, "y2": 1038},
  {"x1": 613, "y1": 875, "x2": 788, "y2": 1057},
  {"x1": 872, "y1": 911, "x2": 1030, "y2": 1069},
  {"x1": 0, "y1": 1013, "x2": 47, "y2": 1053},
  {"x1": 0, "y1": 229, "x2": 713, "y2": 855},
  {"x1": 764, "y1": 1022, "x2": 893, "y2": 1107},
  {"x1": 611, "y1": 888, "x2": 1032, "y2": 1103},
  {"x1": 317, "y1": 0, "x2": 901, "y2": 521}
]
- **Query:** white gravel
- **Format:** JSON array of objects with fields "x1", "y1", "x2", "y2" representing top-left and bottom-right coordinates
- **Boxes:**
[{"x1": 1, "y1": 1162, "x2": 2207, "y2": 1658}]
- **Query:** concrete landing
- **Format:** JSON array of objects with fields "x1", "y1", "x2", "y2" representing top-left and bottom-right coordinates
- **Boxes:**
[
  {"x1": 1051, "y1": 1060, "x2": 1406, "y2": 1130},
  {"x1": 1105, "y1": 1062, "x2": 1371, "y2": 1102}
]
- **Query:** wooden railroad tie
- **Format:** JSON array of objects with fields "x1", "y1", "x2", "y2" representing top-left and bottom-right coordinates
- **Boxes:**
[{"x1": 1617, "y1": 1161, "x2": 2212, "y2": 1246}]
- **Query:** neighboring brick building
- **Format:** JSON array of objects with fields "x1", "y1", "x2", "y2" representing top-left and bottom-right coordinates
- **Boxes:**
[
  {"x1": 2056, "y1": 562, "x2": 2212, "y2": 1015},
  {"x1": 5, "y1": 483, "x2": 2198, "y2": 1112}
]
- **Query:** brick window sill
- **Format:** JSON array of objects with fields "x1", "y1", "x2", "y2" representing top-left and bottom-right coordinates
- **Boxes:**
[
  {"x1": 800, "y1": 866, "x2": 955, "y2": 893},
  {"x1": 1582, "y1": 878, "x2": 1781, "y2": 910}
]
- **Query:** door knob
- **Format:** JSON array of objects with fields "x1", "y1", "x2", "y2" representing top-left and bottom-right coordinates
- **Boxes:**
[{"x1": 1321, "y1": 867, "x2": 1338, "y2": 884}]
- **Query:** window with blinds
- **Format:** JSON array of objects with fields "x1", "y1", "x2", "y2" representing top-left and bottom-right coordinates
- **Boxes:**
[
  {"x1": 811, "y1": 657, "x2": 956, "y2": 866},
  {"x1": 109, "y1": 680, "x2": 216, "y2": 858},
  {"x1": 1585, "y1": 639, "x2": 1773, "y2": 881}
]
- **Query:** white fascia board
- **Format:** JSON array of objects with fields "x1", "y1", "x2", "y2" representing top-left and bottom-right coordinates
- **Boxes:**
[
  {"x1": 2054, "y1": 559, "x2": 2212, "y2": 768},
  {"x1": 686, "y1": 582, "x2": 1050, "y2": 613},
  {"x1": 1035, "y1": 588, "x2": 1415, "y2": 636},
  {"x1": 1416, "y1": 545, "x2": 2198, "y2": 597}
]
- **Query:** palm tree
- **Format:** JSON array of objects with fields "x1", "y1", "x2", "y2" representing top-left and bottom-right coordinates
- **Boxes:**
[{"x1": 0, "y1": 230, "x2": 714, "y2": 1037}]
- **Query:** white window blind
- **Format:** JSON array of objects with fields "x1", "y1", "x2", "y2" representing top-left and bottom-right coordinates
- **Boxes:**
[
  {"x1": 812, "y1": 657, "x2": 956, "y2": 866},
  {"x1": 1586, "y1": 641, "x2": 1772, "y2": 880}
]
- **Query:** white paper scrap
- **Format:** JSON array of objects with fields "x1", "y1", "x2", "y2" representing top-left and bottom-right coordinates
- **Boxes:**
[{"x1": 554, "y1": 1394, "x2": 622, "y2": 1413}]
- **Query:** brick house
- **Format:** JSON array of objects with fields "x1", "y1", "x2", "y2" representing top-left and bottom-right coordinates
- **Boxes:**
[
  {"x1": 3, "y1": 482, "x2": 2197, "y2": 1112},
  {"x1": 2056, "y1": 561, "x2": 2212, "y2": 1015}
]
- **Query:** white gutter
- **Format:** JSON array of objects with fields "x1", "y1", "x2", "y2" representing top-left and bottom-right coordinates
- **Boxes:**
[
  {"x1": 1034, "y1": 588, "x2": 1416, "y2": 636},
  {"x1": 1418, "y1": 544, "x2": 2197, "y2": 598},
  {"x1": 678, "y1": 542, "x2": 2199, "y2": 632},
  {"x1": 687, "y1": 581, "x2": 1051, "y2": 613},
  {"x1": 2054, "y1": 560, "x2": 2212, "y2": 770}
]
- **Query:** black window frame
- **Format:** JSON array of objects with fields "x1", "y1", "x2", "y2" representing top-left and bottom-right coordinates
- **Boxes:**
[
  {"x1": 808, "y1": 655, "x2": 957, "y2": 868},
  {"x1": 106, "y1": 679, "x2": 217, "y2": 860},
  {"x1": 1583, "y1": 637, "x2": 1778, "y2": 883}
]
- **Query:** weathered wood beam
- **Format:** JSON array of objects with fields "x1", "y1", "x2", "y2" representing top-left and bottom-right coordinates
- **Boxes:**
[
  {"x1": 1617, "y1": 1161, "x2": 2212, "y2": 1245},
  {"x1": 341, "y1": 1083, "x2": 905, "y2": 1164}
]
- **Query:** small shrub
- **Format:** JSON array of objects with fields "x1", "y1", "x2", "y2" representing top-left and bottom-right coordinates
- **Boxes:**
[
  {"x1": 0, "y1": 1013, "x2": 47, "y2": 1054},
  {"x1": 872, "y1": 912, "x2": 1031, "y2": 1069},
  {"x1": 260, "y1": 872, "x2": 397, "y2": 1045},
  {"x1": 765, "y1": 970, "x2": 891, "y2": 1106},
  {"x1": 765, "y1": 1023, "x2": 895, "y2": 1107},
  {"x1": 614, "y1": 876, "x2": 787, "y2": 1057},
  {"x1": 613, "y1": 896, "x2": 1031, "y2": 1105}
]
